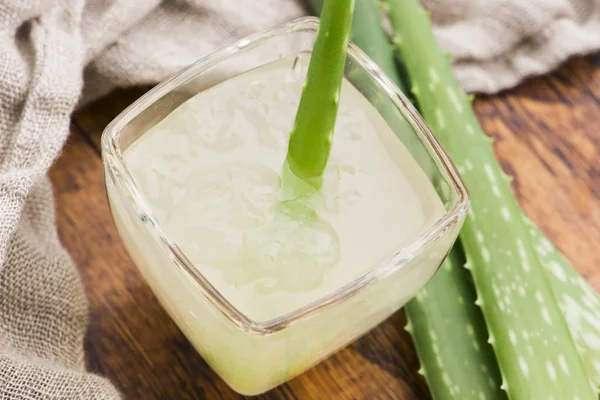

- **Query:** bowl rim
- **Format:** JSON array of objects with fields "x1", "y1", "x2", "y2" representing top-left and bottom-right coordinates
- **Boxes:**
[{"x1": 101, "y1": 16, "x2": 470, "y2": 335}]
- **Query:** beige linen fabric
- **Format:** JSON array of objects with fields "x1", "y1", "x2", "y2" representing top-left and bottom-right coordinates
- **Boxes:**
[
  {"x1": 0, "y1": 0, "x2": 599, "y2": 398},
  {"x1": 424, "y1": 0, "x2": 600, "y2": 93},
  {"x1": 0, "y1": 1, "x2": 304, "y2": 398}
]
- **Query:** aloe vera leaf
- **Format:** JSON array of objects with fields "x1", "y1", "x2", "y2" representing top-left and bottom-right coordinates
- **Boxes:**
[
  {"x1": 524, "y1": 217, "x2": 600, "y2": 390},
  {"x1": 286, "y1": 0, "x2": 354, "y2": 183},
  {"x1": 406, "y1": 247, "x2": 506, "y2": 400},
  {"x1": 308, "y1": 0, "x2": 404, "y2": 91},
  {"x1": 408, "y1": 220, "x2": 600, "y2": 400},
  {"x1": 384, "y1": 0, "x2": 596, "y2": 398}
]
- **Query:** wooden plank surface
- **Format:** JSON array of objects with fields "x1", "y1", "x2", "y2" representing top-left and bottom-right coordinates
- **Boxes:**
[{"x1": 49, "y1": 53, "x2": 600, "y2": 399}]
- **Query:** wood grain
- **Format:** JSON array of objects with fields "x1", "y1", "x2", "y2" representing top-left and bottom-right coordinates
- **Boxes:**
[{"x1": 49, "y1": 54, "x2": 600, "y2": 399}]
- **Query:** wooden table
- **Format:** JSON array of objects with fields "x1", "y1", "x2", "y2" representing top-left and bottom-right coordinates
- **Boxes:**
[{"x1": 49, "y1": 54, "x2": 600, "y2": 399}]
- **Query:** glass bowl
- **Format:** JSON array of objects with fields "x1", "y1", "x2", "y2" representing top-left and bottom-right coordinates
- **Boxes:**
[{"x1": 101, "y1": 17, "x2": 469, "y2": 396}]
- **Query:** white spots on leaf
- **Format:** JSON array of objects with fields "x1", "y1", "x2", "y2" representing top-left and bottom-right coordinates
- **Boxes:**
[
  {"x1": 535, "y1": 244, "x2": 548, "y2": 257},
  {"x1": 517, "y1": 239, "x2": 531, "y2": 272},
  {"x1": 535, "y1": 291, "x2": 544, "y2": 303},
  {"x1": 436, "y1": 108, "x2": 446, "y2": 129},
  {"x1": 466, "y1": 124, "x2": 476, "y2": 136},
  {"x1": 501, "y1": 207, "x2": 511, "y2": 221},
  {"x1": 519, "y1": 356, "x2": 529, "y2": 376},
  {"x1": 548, "y1": 261, "x2": 567, "y2": 281},
  {"x1": 517, "y1": 239, "x2": 527, "y2": 259},
  {"x1": 492, "y1": 284, "x2": 501, "y2": 298},
  {"x1": 541, "y1": 236, "x2": 554, "y2": 253},
  {"x1": 582, "y1": 332, "x2": 600, "y2": 349},
  {"x1": 579, "y1": 281, "x2": 600, "y2": 307},
  {"x1": 546, "y1": 361, "x2": 557, "y2": 381},
  {"x1": 481, "y1": 247, "x2": 491, "y2": 262},
  {"x1": 465, "y1": 325, "x2": 480, "y2": 351},
  {"x1": 492, "y1": 185, "x2": 501, "y2": 197},
  {"x1": 484, "y1": 164, "x2": 496, "y2": 183},
  {"x1": 447, "y1": 86, "x2": 463, "y2": 113},
  {"x1": 518, "y1": 286, "x2": 526, "y2": 297},
  {"x1": 582, "y1": 295, "x2": 595, "y2": 309},
  {"x1": 527, "y1": 345, "x2": 534, "y2": 356},
  {"x1": 442, "y1": 373, "x2": 451, "y2": 386},
  {"x1": 509, "y1": 329, "x2": 517, "y2": 344},
  {"x1": 558, "y1": 354, "x2": 569, "y2": 374},
  {"x1": 593, "y1": 360, "x2": 600, "y2": 373},
  {"x1": 464, "y1": 160, "x2": 473, "y2": 171},
  {"x1": 429, "y1": 67, "x2": 440, "y2": 84},
  {"x1": 467, "y1": 324, "x2": 475, "y2": 337},
  {"x1": 476, "y1": 231, "x2": 484, "y2": 243},
  {"x1": 478, "y1": 392, "x2": 487, "y2": 400},
  {"x1": 435, "y1": 353, "x2": 443, "y2": 368},
  {"x1": 522, "y1": 331, "x2": 529, "y2": 341},
  {"x1": 542, "y1": 307, "x2": 553, "y2": 325}
]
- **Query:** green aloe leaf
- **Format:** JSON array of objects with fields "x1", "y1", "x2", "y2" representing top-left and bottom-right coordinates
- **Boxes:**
[
  {"x1": 406, "y1": 246, "x2": 506, "y2": 400},
  {"x1": 384, "y1": 0, "x2": 597, "y2": 398}
]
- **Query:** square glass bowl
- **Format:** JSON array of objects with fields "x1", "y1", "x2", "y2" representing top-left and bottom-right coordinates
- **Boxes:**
[{"x1": 101, "y1": 17, "x2": 469, "y2": 396}]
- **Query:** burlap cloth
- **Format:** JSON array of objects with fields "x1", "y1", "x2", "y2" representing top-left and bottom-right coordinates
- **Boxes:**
[{"x1": 0, "y1": 0, "x2": 598, "y2": 398}]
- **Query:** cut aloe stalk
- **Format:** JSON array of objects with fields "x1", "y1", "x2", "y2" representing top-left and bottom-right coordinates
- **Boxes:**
[
  {"x1": 384, "y1": 0, "x2": 596, "y2": 398},
  {"x1": 308, "y1": 0, "x2": 404, "y2": 91},
  {"x1": 286, "y1": 0, "x2": 354, "y2": 184}
]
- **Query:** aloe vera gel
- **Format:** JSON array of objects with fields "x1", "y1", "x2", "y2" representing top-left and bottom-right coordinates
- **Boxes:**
[
  {"x1": 125, "y1": 54, "x2": 445, "y2": 320},
  {"x1": 106, "y1": 53, "x2": 455, "y2": 395}
]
